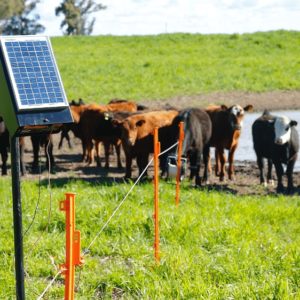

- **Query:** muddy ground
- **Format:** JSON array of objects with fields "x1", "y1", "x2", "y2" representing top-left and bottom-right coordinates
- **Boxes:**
[{"x1": 9, "y1": 91, "x2": 300, "y2": 196}]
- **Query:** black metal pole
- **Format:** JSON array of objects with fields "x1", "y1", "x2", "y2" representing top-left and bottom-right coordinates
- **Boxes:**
[{"x1": 11, "y1": 135, "x2": 25, "y2": 299}]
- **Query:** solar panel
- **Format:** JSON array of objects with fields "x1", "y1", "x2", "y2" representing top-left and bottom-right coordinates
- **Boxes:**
[{"x1": 0, "y1": 36, "x2": 68, "y2": 111}]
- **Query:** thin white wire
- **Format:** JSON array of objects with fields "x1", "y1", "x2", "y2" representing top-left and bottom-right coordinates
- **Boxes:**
[
  {"x1": 158, "y1": 141, "x2": 178, "y2": 157},
  {"x1": 36, "y1": 269, "x2": 63, "y2": 300},
  {"x1": 82, "y1": 141, "x2": 179, "y2": 255},
  {"x1": 82, "y1": 142, "x2": 178, "y2": 256},
  {"x1": 83, "y1": 157, "x2": 154, "y2": 255}
]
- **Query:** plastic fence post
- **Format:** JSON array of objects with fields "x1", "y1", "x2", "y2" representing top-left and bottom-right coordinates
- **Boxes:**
[
  {"x1": 175, "y1": 122, "x2": 184, "y2": 206},
  {"x1": 60, "y1": 193, "x2": 83, "y2": 300},
  {"x1": 153, "y1": 127, "x2": 160, "y2": 263}
]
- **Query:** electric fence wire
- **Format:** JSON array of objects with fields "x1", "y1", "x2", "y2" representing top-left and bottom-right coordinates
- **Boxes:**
[
  {"x1": 37, "y1": 139, "x2": 179, "y2": 297},
  {"x1": 36, "y1": 269, "x2": 63, "y2": 300},
  {"x1": 23, "y1": 133, "x2": 56, "y2": 298},
  {"x1": 75, "y1": 141, "x2": 179, "y2": 292},
  {"x1": 25, "y1": 133, "x2": 54, "y2": 250}
]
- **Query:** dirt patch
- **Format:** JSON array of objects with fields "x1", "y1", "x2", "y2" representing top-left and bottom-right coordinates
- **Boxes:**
[
  {"x1": 146, "y1": 90, "x2": 300, "y2": 112},
  {"x1": 8, "y1": 91, "x2": 300, "y2": 196}
]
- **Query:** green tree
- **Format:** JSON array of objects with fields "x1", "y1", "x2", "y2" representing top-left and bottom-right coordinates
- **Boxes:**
[
  {"x1": 0, "y1": 0, "x2": 24, "y2": 19},
  {"x1": 1, "y1": 0, "x2": 45, "y2": 35},
  {"x1": 55, "y1": 0, "x2": 106, "y2": 35}
]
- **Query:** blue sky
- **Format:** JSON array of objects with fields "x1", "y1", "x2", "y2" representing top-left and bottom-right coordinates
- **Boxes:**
[{"x1": 37, "y1": 0, "x2": 300, "y2": 36}]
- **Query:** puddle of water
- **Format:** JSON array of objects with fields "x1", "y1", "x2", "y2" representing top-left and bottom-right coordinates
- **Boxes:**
[{"x1": 235, "y1": 110, "x2": 300, "y2": 171}]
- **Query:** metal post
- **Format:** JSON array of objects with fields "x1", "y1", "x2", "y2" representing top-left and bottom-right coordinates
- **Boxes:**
[{"x1": 11, "y1": 135, "x2": 25, "y2": 299}]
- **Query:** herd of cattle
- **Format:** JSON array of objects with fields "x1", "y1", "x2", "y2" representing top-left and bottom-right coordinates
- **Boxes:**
[{"x1": 0, "y1": 99, "x2": 299, "y2": 194}]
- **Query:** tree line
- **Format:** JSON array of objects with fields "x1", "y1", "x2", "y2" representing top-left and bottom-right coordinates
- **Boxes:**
[{"x1": 0, "y1": 0, "x2": 106, "y2": 35}]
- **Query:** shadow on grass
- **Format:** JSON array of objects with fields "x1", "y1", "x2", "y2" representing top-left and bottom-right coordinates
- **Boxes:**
[{"x1": 38, "y1": 173, "x2": 153, "y2": 188}]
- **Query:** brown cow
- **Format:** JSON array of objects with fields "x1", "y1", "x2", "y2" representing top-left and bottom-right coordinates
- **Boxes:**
[
  {"x1": 79, "y1": 109, "x2": 135, "y2": 168},
  {"x1": 58, "y1": 99, "x2": 85, "y2": 149},
  {"x1": 59, "y1": 99, "x2": 146, "y2": 167},
  {"x1": 205, "y1": 104, "x2": 253, "y2": 182},
  {"x1": 78, "y1": 100, "x2": 145, "y2": 168},
  {"x1": 113, "y1": 110, "x2": 179, "y2": 179}
]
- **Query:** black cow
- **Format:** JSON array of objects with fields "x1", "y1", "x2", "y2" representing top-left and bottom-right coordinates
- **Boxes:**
[
  {"x1": 162, "y1": 108, "x2": 212, "y2": 186},
  {"x1": 252, "y1": 111, "x2": 299, "y2": 193},
  {"x1": 177, "y1": 108, "x2": 212, "y2": 186}
]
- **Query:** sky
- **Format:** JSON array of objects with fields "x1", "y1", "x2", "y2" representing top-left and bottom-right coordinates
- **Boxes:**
[{"x1": 37, "y1": 0, "x2": 300, "y2": 36}]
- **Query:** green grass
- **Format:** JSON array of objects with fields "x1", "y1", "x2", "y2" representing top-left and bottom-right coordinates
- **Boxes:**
[
  {"x1": 0, "y1": 177, "x2": 299, "y2": 298},
  {"x1": 51, "y1": 30, "x2": 300, "y2": 103}
]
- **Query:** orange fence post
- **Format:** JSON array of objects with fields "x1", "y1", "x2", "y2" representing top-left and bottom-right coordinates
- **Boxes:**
[
  {"x1": 153, "y1": 127, "x2": 160, "y2": 263},
  {"x1": 175, "y1": 122, "x2": 184, "y2": 206},
  {"x1": 60, "y1": 193, "x2": 83, "y2": 300}
]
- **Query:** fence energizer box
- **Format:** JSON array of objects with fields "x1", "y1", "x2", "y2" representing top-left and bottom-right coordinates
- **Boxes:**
[{"x1": 0, "y1": 35, "x2": 73, "y2": 136}]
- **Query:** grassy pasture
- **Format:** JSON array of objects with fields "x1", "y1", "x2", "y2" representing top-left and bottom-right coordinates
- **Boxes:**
[
  {"x1": 1, "y1": 31, "x2": 300, "y2": 298},
  {"x1": 0, "y1": 177, "x2": 299, "y2": 298},
  {"x1": 51, "y1": 30, "x2": 300, "y2": 103}
]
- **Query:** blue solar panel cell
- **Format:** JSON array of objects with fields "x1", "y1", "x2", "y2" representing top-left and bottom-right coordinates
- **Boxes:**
[{"x1": 0, "y1": 36, "x2": 68, "y2": 110}]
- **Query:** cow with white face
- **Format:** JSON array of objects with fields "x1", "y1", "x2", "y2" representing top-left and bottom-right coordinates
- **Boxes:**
[
  {"x1": 252, "y1": 111, "x2": 299, "y2": 193},
  {"x1": 205, "y1": 104, "x2": 253, "y2": 182}
]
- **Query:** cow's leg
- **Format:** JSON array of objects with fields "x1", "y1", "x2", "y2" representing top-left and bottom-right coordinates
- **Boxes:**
[
  {"x1": 95, "y1": 140, "x2": 102, "y2": 167},
  {"x1": 256, "y1": 155, "x2": 266, "y2": 185},
  {"x1": 274, "y1": 161, "x2": 284, "y2": 193},
  {"x1": 286, "y1": 158, "x2": 296, "y2": 194},
  {"x1": 194, "y1": 150, "x2": 202, "y2": 187},
  {"x1": 66, "y1": 132, "x2": 72, "y2": 149},
  {"x1": 216, "y1": 147, "x2": 226, "y2": 181},
  {"x1": 85, "y1": 140, "x2": 94, "y2": 165},
  {"x1": 189, "y1": 163, "x2": 196, "y2": 182},
  {"x1": 228, "y1": 144, "x2": 238, "y2": 180},
  {"x1": 206, "y1": 148, "x2": 212, "y2": 177},
  {"x1": 31, "y1": 137, "x2": 40, "y2": 173},
  {"x1": 267, "y1": 159, "x2": 274, "y2": 186},
  {"x1": 59, "y1": 129, "x2": 72, "y2": 149},
  {"x1": 115, "y1": 143, "x2": 122, "y2": 169},
  {"x1": 124, "y1": 151, "x2": 132, "y2": 179},
  {"x1": 202, "y1": 145, "x2": 210, "y2": 184},
  {"x1": 214, "y1": 148, "x2": 220, "y2": 177},
  {"x1": 81, "y1": 139, "x2": 86, "y2": 162},
  {"x1": 0, "y1": 149, "x2": 8, "y2": 175},
  {"x1": 103, "y1": 141, "x2": 111, "y2": 169},
  {"x1": 137, "y1": 153, "x2": 149, "y2": 178}
]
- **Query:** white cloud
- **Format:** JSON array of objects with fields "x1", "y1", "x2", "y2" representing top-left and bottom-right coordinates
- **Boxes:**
[{"x1": 36, "y1": 0, "x2": 300, "y2": 36}]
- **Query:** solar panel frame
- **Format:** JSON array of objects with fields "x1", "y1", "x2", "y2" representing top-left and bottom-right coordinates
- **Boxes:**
[{"x1": 0, "y1": 35, "x2": 69, "y2": 111}]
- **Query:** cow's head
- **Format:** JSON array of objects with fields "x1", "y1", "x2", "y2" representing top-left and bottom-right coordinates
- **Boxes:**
[
  {"x1": 221, "y1": 104, "x2": 253, "y2": 131},
  {"x1": 112, "y1": 117, "x2": 146, "y2": 147},
  {"x1": 273, "y1": 116, "x2": 297, "y2": 145}
]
